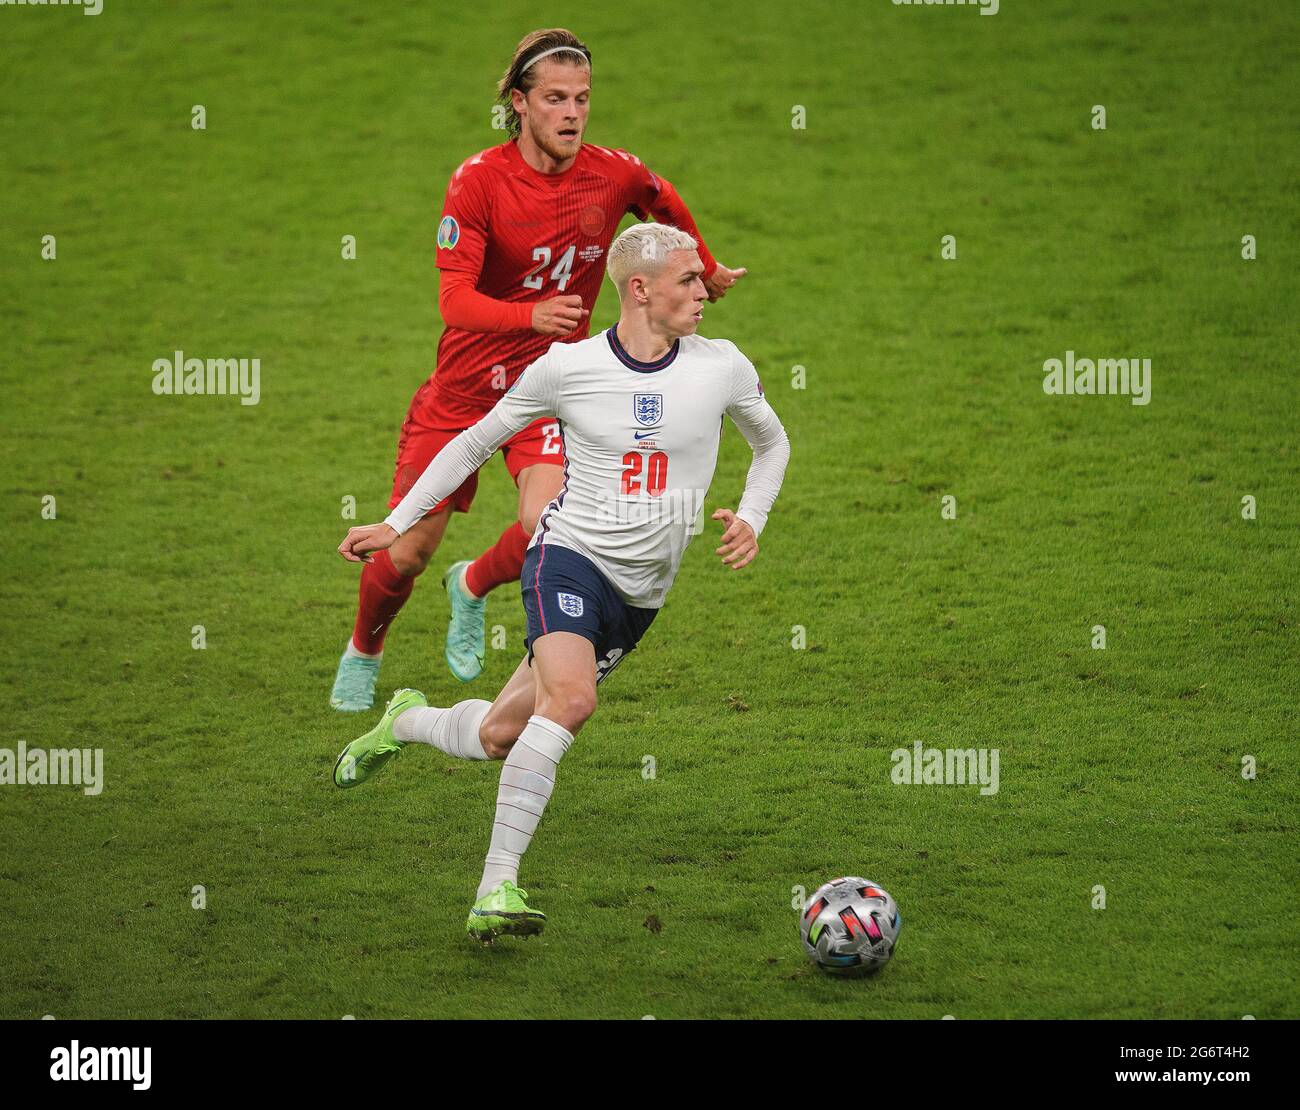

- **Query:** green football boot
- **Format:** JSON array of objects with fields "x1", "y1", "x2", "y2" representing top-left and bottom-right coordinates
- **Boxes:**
[
  {"x1": 443, "y1": 560, "x2": 486, "y2": 683},
  {"x1": 466, "y1": 880, "x2": 546, "y2": 943},
  {"x1": 332, "y1": 688, "x2": 427, "y2": 789}
]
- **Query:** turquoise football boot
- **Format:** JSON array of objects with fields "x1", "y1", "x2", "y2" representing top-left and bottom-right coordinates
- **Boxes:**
[
  {"x1": 443, "y1": 560, "x2": 486, "y2": 682},
  {"x1": 330, "y1": 647, "x2": 382, "y2": 712}
]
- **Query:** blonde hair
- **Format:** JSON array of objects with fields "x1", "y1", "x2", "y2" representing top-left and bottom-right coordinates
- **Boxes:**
[
  {"x1": 607, "y1": 222, "x2": 699, "y2": 298},
  {"x1": 495, "y1": 29, "x2": 592, "y2": 139}
]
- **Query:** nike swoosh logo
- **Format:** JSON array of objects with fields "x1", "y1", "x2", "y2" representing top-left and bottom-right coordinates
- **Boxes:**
[{"x1": 634, "y1": 430, "x2": 660, "y2": 439}]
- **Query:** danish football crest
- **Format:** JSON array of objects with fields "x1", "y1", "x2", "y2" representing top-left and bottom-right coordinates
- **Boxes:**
[
  {"x1": 633, "y1": 393, "x2": 662, "y2": 427},
  {"x1": 580, "y1": 204, "x2": 606, "y2": 237},
  {"x1": 557, "y1": 592, "x2": 584, "y2": 618}
]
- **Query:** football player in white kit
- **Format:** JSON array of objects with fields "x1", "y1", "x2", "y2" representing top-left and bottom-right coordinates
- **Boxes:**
[{"x1": 332, "y1": 222, "x2": 790, "y2": 941}]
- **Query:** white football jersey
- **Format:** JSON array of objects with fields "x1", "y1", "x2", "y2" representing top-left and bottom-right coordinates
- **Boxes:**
[{"x1": 385, "y1": 326, "x2": 790, "y2": 608}]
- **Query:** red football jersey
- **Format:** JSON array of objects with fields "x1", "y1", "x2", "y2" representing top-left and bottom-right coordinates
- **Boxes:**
[{"x1": 426, "y1": 139, "x2": 717, "y2": 419}]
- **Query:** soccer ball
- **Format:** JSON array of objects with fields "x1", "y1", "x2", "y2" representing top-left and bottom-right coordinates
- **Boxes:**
[{"x1": 800, "y1": 877, "x2": 901, "y2": 975}]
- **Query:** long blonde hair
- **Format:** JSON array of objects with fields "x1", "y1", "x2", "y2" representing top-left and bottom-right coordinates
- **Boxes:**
[{"x1": 496, "y1": 29, "x2": 592, "y2": 139}]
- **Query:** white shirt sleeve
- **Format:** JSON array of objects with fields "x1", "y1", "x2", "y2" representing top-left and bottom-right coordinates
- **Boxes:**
[
  {"x1": 383, "y1": 348, "x2": 561, "y2": 536},
  {"x1": 724, "y1": 343, "x2": 790, "y2": 538}
]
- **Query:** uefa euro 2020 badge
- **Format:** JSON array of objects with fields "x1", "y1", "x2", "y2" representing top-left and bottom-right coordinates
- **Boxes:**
[{"x1": 437, "y1": 215, "x2": 460, "y2": 250}]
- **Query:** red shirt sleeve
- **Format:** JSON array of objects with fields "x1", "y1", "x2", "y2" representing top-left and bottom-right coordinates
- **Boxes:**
[
  {"x1": 438, "y1": 270, "x2": 532, "y2": 332},
  {"x1": 435, "y1": 157, "x2": 533, "y2": 333},
  {"x1": 624, "y1": 153, "x2": 719, "y2": 281}
]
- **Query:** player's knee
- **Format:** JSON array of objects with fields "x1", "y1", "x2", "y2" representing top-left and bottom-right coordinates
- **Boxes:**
[
  {"x1": 542, "y1": 685, "x2": 596, "y2": 731},
  {"x1": 389, "y1": 548, "x2": 427, "y2": 577},
  {"x1": 390, "y1": 534, "x2": 440, "y2": 577},
  {"x1": 478, "y1": 714, "x2": 519, "y2": 760}
]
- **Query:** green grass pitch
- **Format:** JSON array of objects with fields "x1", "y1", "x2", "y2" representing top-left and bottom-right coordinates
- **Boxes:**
[{"x1": 1, "y1": 0, "x2": 1296, "y2": 1019}]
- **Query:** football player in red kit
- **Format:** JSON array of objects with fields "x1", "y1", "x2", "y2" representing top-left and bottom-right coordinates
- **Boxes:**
[{"x1": 331, "y1": 27, "x2": 746, "y2": 709}]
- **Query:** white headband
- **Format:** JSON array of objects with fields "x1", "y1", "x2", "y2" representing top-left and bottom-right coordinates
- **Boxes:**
[{"x1": 521, "y1": 45, "x2": 589, "y2": 73}]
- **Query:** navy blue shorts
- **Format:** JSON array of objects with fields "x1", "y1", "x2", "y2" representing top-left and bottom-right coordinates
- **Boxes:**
[{"x1": 521, "y1": 542, "x2": 658, "y2": 685}]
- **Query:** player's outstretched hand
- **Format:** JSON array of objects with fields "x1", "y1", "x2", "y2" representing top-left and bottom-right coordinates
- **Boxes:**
[
  {"x1": 532, "y1": 295, "x2": 590, "y2": 336},
  {"x1": 712, "y1": 508, "x2": 757, "y2": 570},
  {"x1": 705, "y1": 263, "x2": 747, "y2": 302},
  {"x1": 338, "y1": 523, "x2": 399, "y2": 564}
]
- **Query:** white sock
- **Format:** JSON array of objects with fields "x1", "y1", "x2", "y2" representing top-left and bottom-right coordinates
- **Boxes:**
[
  {"x1": 393, "y1": 700, "x2": 490, "y2": 760},
  {"x1": 344, "y1": 641, "x2": 381, "y2": 661},
  {"x1": 477, "y1": 715, "x2": 573, "y2": 898},
  {"x1": 459, "y1": 564, "x2": 483, "y2": 600}
]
